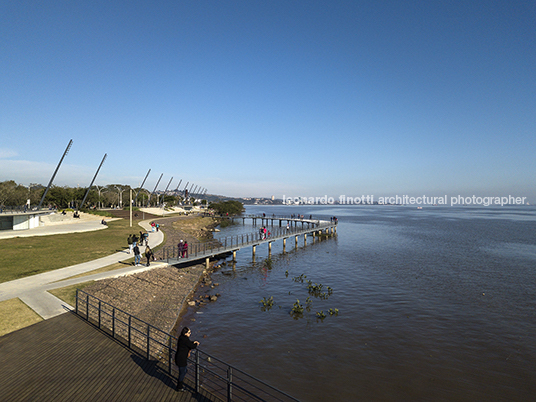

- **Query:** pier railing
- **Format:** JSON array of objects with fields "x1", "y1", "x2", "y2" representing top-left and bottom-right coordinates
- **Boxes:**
[
  {"x1": 0, "y1": 206, "x2": 53, "y2": 214},
  {"x1": 158, "y1": 217, "x2": 335, "y2": 263},
  {"x1": 75, "y1": 289, "x2": 300, "y2": 402}
]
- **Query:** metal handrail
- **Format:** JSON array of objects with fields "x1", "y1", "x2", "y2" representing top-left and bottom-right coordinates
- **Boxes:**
[
  {"x1": 158, "y1": 217, "x2": 335, "y2": 262},
  {"x1": 0, "y1": 206, "x2": 55, "y2": 214},
  {"x1": 75, "y1": 289, "x2": 300, "y2": 402}
]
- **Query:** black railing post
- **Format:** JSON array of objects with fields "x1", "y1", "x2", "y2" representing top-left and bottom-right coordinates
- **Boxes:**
[
  {"x1": 168, "y1": 337, "x2": 172, "y2": 374},
  {"x1": 128, "y1": 316, "x2": 132, "y2": 349},
  {"x1": 75, "y1": 289, "x2": 79, "y2": 314},
  {"x1": 227, "y1": 366, "x2": 233, "y2": 401},
  {"x1": 98, "y1": 300, "x2": 102, "y2": 328},
  {"x1": 195, "y1": 350, "x2": 200, "y2": 393},
  {"x1": 147, "y1": 326, "x2": 150, "y2": 359},
  {"x1": 86, "y1": 294, "x2": 89, "y2": 320},
  {"x1": 112, "y1": 308, "x2": 115, "y2": 338}
]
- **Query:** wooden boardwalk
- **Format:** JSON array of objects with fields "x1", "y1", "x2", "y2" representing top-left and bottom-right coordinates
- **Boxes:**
[
  {"x1": 159, "y1": 216, "x2": 337, "y2": 266},
  {"x1": 0, "y1": 312, "x2": 218, "y2": 402}
]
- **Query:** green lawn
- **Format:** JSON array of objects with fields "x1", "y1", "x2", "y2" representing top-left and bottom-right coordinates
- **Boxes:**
[
  {"x1": 0, "y1": 298, "x2": 43, "y2": 337},
  {"x1": 49, "y1": 281, "x2": 95, "y2": 308},
  {"x1": 0, "y1": 219, "x2": 146, "y2": 283}
]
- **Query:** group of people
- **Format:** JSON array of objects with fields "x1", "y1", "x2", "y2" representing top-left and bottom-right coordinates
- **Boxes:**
[
  {"x1": 259, "y1": 226, "x2": 271, "y2": 239},
  {"x1": 290, "y1": 214, "x2": 311, "y2": 219},
  {"x1": 177, "y1": 240, "x2": 188, "y2": 258},
  {"x1": 127, "y1": 232, "x2": 154, "y2": 266}
]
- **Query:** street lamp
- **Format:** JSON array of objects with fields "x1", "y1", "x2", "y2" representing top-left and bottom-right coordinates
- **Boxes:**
[
  {"x1": 113, "y1": 186, "x2": 122, "y2": 208},
  {"x1": 94, "y1": 185, "x2": 105, "y2": 209}
]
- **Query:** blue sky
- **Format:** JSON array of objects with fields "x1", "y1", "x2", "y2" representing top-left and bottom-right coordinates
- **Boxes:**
[{"x1": 1, "y1": 1, "x2": 535, "y2": 200}]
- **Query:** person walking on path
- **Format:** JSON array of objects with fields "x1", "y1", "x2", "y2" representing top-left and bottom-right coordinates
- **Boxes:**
[
  {"x1": 133, "y1": 244, "x2": 141, "y2": 266},
  {"x1": 127, "y1": 234, "x2": 133, "y2": 254},
  {"x1": 144, "y1": 246, "x2": 154, "y2": 266},
  {"x1": 175, "y1": 327, "x2": 199, "y2": 392}
]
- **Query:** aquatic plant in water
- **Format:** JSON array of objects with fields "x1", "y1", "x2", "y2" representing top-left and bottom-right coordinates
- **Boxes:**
[
  {"x1": 290, "y1": 299, "x2": 304, "y2": 318},
  {"x1": 260, "y1": 296, "x2": 274, "y2": 311}
]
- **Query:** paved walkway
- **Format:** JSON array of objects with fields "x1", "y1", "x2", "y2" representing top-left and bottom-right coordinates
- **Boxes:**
[
  {"x1": 0, "y1": 219, "x2": 110, "y2": 240},
  {"x1": 0, "y1": 220, "x2": 167, "y2": 319}
]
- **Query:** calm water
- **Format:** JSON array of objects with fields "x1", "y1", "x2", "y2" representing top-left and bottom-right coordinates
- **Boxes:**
[{"x1": 182, "y1": 205, "x2": 536, "y2": 401}]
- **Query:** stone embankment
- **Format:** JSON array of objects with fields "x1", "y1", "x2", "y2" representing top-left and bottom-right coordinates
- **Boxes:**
[{"x1": 81, "y1": 214, "x2": 222, "y2": 335}]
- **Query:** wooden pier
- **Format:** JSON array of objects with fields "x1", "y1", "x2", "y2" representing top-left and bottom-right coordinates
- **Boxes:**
[
  {"x1": 160, "y1": 215, "x2": 338, "y2": 268},
  {"x1": 0, "y1": 312, "x2": 216, "y2": 402}
]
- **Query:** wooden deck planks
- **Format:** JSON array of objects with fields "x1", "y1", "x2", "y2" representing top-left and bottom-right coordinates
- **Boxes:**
[{"x1": 0, "y1": 312, "x2": 217, "y2": 402}]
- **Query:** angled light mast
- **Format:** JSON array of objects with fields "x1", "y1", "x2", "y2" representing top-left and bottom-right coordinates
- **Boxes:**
[
  {"x1": 147, "y1": 173, "x2": 163, "y2": 207},
  {"x1": 79, "y1": 153, "x2": 107, "y2": 210},
  {"x1": 38, "y1": 139, "x2": 73, "y2": 209},
  {"x1": 161, "y1": 176, "x2": 173, "y2": 206},
  {"x1": 134, "y1": 169, "x2": 151, "y2": 206}
]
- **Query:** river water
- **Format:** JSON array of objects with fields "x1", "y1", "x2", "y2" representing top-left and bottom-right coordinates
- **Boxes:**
[{"x1": 181, "y1": 205, "x2": 536, "y2": 401}]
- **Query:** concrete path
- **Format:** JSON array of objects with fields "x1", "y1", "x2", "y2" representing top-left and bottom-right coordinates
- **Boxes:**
[
  {"x1": 0, "y1": 220, "x2": 167, "y2": 319},
  {"x1": 0, "y1": 219, "x2": 110, "y2": 240}
]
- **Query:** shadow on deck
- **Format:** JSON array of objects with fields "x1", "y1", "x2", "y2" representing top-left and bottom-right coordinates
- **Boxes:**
[{"x1": 0, "y1": 312, "x2": 218, "y2": 402}]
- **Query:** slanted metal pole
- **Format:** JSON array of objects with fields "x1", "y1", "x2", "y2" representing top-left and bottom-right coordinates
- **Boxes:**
[
  {"x1": 38, "y1": 139, "x2": 73, "y2": 209},
  {"x1": 161, "y1": 176, "x2": 173, "y2": 206},
  {"x1": 174, "y1": 179, "x2": 182, "y2": 192},
  {"x1": 79, "y1": 153, "x2": 107, "y2": 210},
  {"x1": 147, "y1": 173, "x2": 163, "y2": 207},
  {"x1": 134, "y1": 169, "x2": 151, "y2": 206}
]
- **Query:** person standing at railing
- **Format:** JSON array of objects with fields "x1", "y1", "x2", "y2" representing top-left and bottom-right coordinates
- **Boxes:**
[
  {"x1": 178, "y1": 240, "x2": 184, "y2": 258},
  {"x1": 182, "y1": 241, "x2": 188, "y2": 258},
  {"x1": 175, "y1": 326, "x2": 200, "y2": 392}
]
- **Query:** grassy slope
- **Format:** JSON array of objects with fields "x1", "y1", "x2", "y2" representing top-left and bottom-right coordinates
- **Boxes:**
[
  {"x1": 0, "y1": 298, "x2": 43, "y2": 337},
  {"x1": 0, "y1": 219, "x2": 144, "y2": 283}
]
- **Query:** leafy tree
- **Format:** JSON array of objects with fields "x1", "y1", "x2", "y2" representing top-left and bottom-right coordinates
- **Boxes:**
[
  {"x1": 44, "y1": 186, "x2": 73, "y2": 208},
  {"x1": 0, "y1": 181, "x2": 45, "y2": 207},
  {"x1": 209, "y1": 200, "x2": 244, "y2": 215}
]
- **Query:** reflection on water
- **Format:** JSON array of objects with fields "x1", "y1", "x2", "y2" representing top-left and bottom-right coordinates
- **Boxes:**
[{"x1": 181, "y1": 205, "x2": 536, "y2": 401}]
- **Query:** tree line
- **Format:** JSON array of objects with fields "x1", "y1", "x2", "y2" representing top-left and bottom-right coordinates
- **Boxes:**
[{"x1": 0, "y1": 180, "x2": 204, "y2": 209}]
